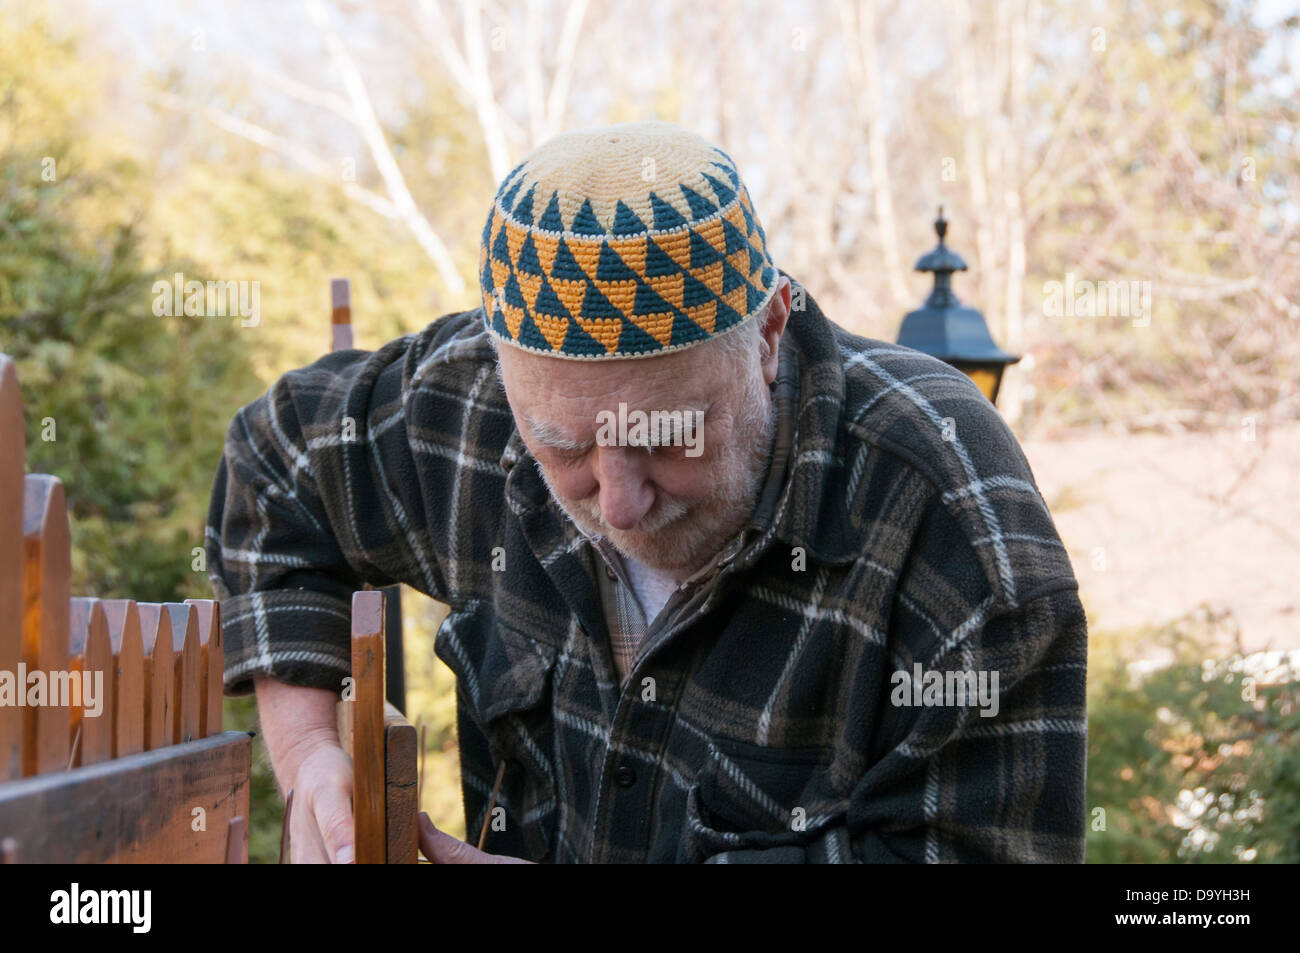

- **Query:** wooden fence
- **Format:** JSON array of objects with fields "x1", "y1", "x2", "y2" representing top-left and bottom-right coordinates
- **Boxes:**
[
  {"x1": 0, "y1": 279, "x2": 418, "y2": 864},
  {"x1": 0, "y1": 354, "x2": 251, "y2": 863}
]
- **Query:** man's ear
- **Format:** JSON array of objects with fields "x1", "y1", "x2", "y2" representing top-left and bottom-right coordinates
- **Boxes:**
[{"x1": 759, "y1": 276, "x2": 792, "y2": 385}]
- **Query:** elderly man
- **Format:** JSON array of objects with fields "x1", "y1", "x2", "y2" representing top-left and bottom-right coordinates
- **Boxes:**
[{"x1": 207, "y1": 121, "x2": 1088, "y2": 864}]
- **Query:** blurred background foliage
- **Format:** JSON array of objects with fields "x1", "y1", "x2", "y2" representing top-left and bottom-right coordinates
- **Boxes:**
[
  {"x1": 1086, "y1": 605, "x2": 1300, "y2": 863},
  {"x1": 0, "y1": 0, "x2": 1295, "y2": 862}
]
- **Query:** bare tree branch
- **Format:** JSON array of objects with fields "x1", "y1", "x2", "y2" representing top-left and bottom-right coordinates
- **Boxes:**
[
  {"x1": 145, "y1": 89, "x2": 401, "y2": 222},
  {"x1": 305, "y1": 0, "x2": 466, "y2": 294}
]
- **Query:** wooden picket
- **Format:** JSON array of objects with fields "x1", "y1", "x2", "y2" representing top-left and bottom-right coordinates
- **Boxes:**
[
  {"x1": 136, "y1": 604, "x2": 176, "y2": 752},
  {"x1": 186, "y1": 598, "x2": 223, "y2": 737},
  {"x1": 0, "y1": 354, "x2": 251, "y2": 863},
  {"x1": 68, "y1": 599, "x2": 114, "y2": 767},
  {"x1": 165, "y1": 603, "x2": 202, "y2": 744},
  {"x1": 22, "y1": 474, "x2": 71, "y2": 776},
  {"x1": 101, "y1": 599, "x2": 146, "y2": 758},
  {"x1": 0, "y1": 358, "x2": 23, "y2": 781}
]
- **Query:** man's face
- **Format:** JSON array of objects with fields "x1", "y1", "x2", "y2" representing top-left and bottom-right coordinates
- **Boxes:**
[{"x1": 497, "y1": 327, "x2": 777, "y2": 578}]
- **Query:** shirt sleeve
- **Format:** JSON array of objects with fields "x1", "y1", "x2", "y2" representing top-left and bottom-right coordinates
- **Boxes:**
[
  {"x1": 204, "y1": 343, "x2": 416, "y2": 697},
  {"x1": 703, "y1": 583, "x2": 1090, "y2": 863}
]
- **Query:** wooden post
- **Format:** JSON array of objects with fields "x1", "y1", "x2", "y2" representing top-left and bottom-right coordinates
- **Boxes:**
[
  {"x1": 0, "y1": 357, "x2": 25, "y2": 781},
  {"x1": 164, "y1": 604, "x2": 201, "y2": 744},
  {"x1": 326, "y1": 282, "x2": 405, "y2": 716},
  {"x1": 67, "y1": 599, "x2": 115, "y2": 767},
  {"x1": 185, "y1": 598, "x2": 223, "y2": 737},
  {"x1": 349, "y1": 589, "x2": 386, "y2": 863},
  {"x1": 101, "y1": 599, "x2": 145, "y2": 758},
  {"x1": 135, "y1": 604, "x2": 175, "y2": 751},
  {"x1": 331, "y1": 278, "x2": 353, "y2": 352},
  {"x1": 22, "y1": 474, "x2": 71, "y2": 776}
]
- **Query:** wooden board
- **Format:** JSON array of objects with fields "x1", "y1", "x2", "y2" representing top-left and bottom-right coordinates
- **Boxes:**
[
  {"x1": 335, "y1": 699, "x2": 419, "y2": 865},
  {"x1": 135, "y1": 604, "x2": 175, "y2": 751},
  {"x1": 0, "y1": 356, "x2": 25, "y2": 781},
  {"x1": 22, "y1": 474, "x2": 71, "y2": 775},
  {"x1": 67, "y1": 599, "x2": 115, "y2": 767},
  {"x1": 0, "y1": 731, "x2": 251, "y2": 863},
  {"x1": 101, "y1": 600, "x2": 145, "y2": 758},
  {"x1": 164, "y1": 604, "x2": 201, "y2": 744},
  {"x1": 185, "y1": 598, "x2": 223, "y2": 737},
  {"x1": 384, "y1": 710, "x2": 418, "y2": 864},
  {"x1": 349, "y1": 589, "x2": 386, "y2": 863}
]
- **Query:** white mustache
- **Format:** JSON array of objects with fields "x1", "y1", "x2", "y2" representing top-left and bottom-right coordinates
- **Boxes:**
[{"x1": 577, "y1": 493, "x2": 690, "y2": 535}]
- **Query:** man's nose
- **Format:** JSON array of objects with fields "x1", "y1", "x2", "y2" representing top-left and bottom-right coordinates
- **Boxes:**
[{"x1": 594, "y1": 448, "x2": 654, "y2": 530}]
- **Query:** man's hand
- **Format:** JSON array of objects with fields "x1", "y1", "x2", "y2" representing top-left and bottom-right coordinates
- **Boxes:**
[
  {"x1": 289, "y1": 742, "x2": 356, "y2": 863},
  {"x1": 255, "y1": 676, "x2": 355, "y2": 864},
  {"x1": 418, "y1": 812, "x2": 534, "y2": 864}
]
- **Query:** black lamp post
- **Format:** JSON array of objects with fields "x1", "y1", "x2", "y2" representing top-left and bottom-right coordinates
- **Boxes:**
[{"x1": 897, "y1": 208, "x2": 1020, "y2": 405}]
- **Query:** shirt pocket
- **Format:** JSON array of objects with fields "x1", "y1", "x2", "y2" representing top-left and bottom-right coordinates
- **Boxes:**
[
  {"x1": 681, "y1": 739, "x2": 843, "y2": 863},
  {"x1": 450, "y1": 615, "x2": 561, "y2": 861}
]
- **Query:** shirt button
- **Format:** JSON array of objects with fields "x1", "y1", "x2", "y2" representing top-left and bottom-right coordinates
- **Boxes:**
[{"x1": 614, "y1": 764, "x2": 636, "y2": 788}]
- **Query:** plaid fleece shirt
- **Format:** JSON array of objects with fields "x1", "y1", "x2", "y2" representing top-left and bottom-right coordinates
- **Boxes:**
[{"x1": 206, "y1": 275, "x2": 1089, "y2": 863}]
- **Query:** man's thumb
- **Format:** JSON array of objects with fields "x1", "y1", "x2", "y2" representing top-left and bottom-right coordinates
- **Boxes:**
[{"x1": 315, "y1": 786, "x2": 356, "y2": 864}]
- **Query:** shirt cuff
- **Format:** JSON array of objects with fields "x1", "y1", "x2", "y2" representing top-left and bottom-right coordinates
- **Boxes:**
[{"x1": 219, "y1": 589, "x2": 353, "y2": 696}]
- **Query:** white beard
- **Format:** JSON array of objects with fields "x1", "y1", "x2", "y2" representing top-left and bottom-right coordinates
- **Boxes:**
[{"x1": 534, "y1": 366, "x2": 776, "y2": 578}]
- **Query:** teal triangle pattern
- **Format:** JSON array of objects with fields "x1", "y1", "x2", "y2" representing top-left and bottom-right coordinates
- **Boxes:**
[
  {"x1": 701, "y1": 172, "x2": 737, "y2": 208},
  {"x1": 644, "y1": 238, "x2": 680, "y2": 278},
  {"x1": 571, "y1": 199, "x2": 605, "y2": 236},
  {"x1": 596, "y1": 245, "x2": 639, "y2": 282},
  {"x1": 533, "y1": 276, "x2": 571, "y2": 319},
  {"x1": 633, "y1": 280, "x2": 673, "y2": 316},
  {"x1": 721, "y1": 218, "x2": 748, "y2": 254},
  {"x1": 492, "y1": 223, "x2": 512, "y2": 264},
  {"x1": 650, "y1": 193, "x2": 688, "y2": 231},
  {"x1": 551, "y1": 238, "x2": 586, "y2": 281},
  {"x1": 516, "y1": 310, "x2": 548, "y2": 350},
  {"x1": 516, "y1": 234, "x2": 544, "y2": 276},
  {"x1": 616, "y1": 319, "x2": 662, "y2": 355},
  {"x1": 580, "y1": 283, "x2": 621, "y2": 320},
  {"x1": 612, "y1": 201, "x2": 646, "y2": 237},
  {"x1": 512, "y1": 184, "x2": 537, "y2": 226},
  {"x1": 689, "y1": 231, "x2": 723, "y2": 269},
  {"x1": 669, "y1": 311, "x2": 706, "y2": 348},
  {"x1": 679, "y1": 184, "x2": 717, "y2": 220},
  {"x1": 720, "y1": 260, "x2": 748, "y2": 294},
  {"x1": 563, "y1": 319, "x2": 607, "y2": 356},
  {"x1": 538, "y1": 192, "x2": 565, "y2": 232},
  {"x1": 503, "y1": 271, "x2": 526, "y2": 308}
]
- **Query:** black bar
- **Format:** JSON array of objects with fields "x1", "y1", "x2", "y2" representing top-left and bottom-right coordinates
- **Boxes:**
[{"x1": 382, "y1": 583, "x2": 405, "y2": 714}]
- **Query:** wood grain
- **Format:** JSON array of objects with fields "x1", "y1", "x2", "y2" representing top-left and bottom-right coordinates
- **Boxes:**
[
  {"x1": 67, "y1": 599, "x2": 115, "y2": 767},
  {"x1": 135, "y1": 604, "x2": 175, "y2": 751},
  {"x1": 0, "y1": 356, "x2": 25, "y2": 781},
  {"x1": 350, "y1": 589, "x2": 386, "y2": 863},
  {"x1": 385, "y1": 712, "x2": 418, "y2": 864},
  {"x1": 21, "y1": 474, "x2": 71, "y2": 776},
  {"x1": 0, "y1": 731, "x2": 252, "y2": 863},
  {"x1": 185, "y1": 598, "x2": 223, "y2": 737},
  {"x1": 335, "y1": 698, "x2": 419, "y2": 865},
  {"x1": 164, "y1": 604, "x2": 201, "y2": 744},
  {"x1": 101, "y1": 599, "x2": 145, "y2": 758}
]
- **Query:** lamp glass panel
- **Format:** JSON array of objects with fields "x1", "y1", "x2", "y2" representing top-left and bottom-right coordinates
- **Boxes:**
[{"x1": 959, "y1": 365, "x2": 1001, "y2": 402}]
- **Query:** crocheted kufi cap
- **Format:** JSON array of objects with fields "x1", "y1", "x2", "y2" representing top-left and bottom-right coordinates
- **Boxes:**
[{"x1": 479, "y1": 121, "x2": 778, "y2": 360}]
